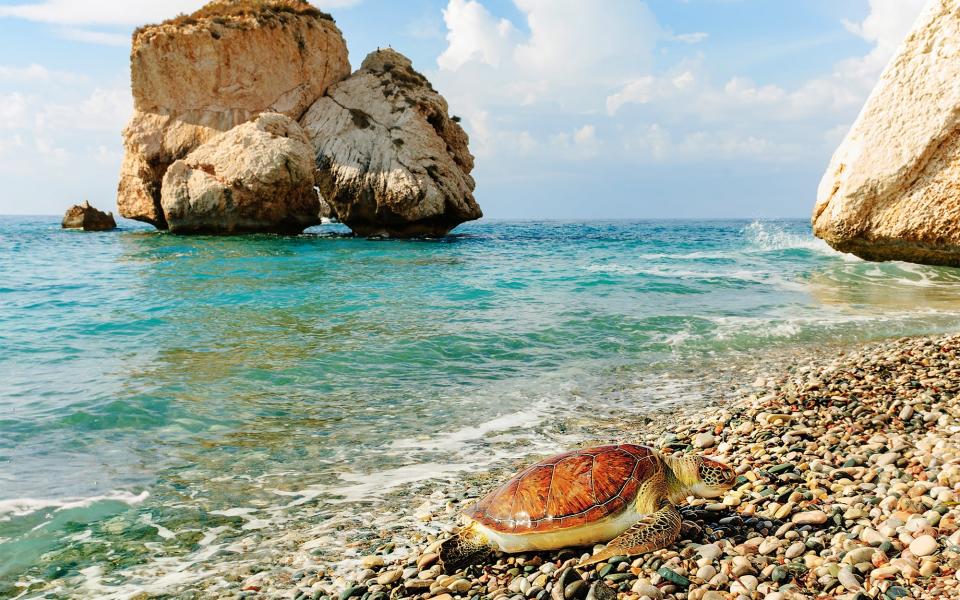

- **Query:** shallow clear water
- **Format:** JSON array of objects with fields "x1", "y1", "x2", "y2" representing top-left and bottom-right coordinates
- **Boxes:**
[{"x1": 3, "y1": 217, "x2": 960, "y2": 597}]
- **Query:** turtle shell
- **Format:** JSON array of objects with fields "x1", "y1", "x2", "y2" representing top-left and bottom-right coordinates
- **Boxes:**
[{"x1": 467, "y1": 444, "x2": 660, "y2": 534}]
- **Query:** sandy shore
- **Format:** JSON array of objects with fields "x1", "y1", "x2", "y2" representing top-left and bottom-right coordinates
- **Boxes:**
[{"x1": 243, "y1": 333, "x2": 960, "y2": 600}]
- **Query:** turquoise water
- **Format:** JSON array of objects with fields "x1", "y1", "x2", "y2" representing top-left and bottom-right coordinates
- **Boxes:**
[{"x1": 3, "y1": 217, "x2": 960, "y2": 597}]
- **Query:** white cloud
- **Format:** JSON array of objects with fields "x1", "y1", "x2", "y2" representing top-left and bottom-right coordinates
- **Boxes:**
[
  {"x1": 842, "y1": 0, "x2": 928, "y2": 59},
  {"x1": 670, "y1": 32, "x2": 708, "y2": 44},
  {"x1": 437, "y1": 0, "x2": 929, "y2": 168},
  {"x1": 606, "y1": 0, "x2": 928, "y2": 126},
  {"x1": 0, "y1": 93, "x2": 31, "y2": 129},
  {"x1": 623, "y1": 124, "x2": 797, "y2": 163},
  {"x1": 437, "y1": 0, "x2": 517, "y2": 70},
  {"x1": 0, "y1": 1, "x2": 206, "y2": 26},
  {"x1": 57, "y1": 27, "x2": 130, "y2": 46},
  {"x1": 36, "y1": 87, "x2": 133, "y2": 132},
  {"x1": 511, "y1": 0, "x2": 658, "y2": 79},
  {"x1": 433, "y1": 0, "x2": 661, "y2": 160},
  {"x1": 606, "y1": 69, "x2": 696, "y2": 115},
  {"x1": 573, "y1": 125, "x2": 596, "y2": 146},
  {"x1": 0, "y1": 64, "x2": 53, "y2": 81},
  {"x1": 0, "y1": 0, "x2": 362, "y2": 26},
  {"x1": 436, "y1": 0, "x2": 659, "y2": 100}
]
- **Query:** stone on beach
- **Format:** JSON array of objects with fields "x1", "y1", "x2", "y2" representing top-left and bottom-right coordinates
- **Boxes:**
[
  {"x1": 791, "y1": 510, "x2": 828, "y2": 526},
  {"x1": 909, "y1": 535, "x2": 938, "y2": 558}
]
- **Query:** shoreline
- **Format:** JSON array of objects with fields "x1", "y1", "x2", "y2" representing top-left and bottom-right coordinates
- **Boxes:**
[{"x1": 265, "y1": 333, "x2": 960, "y2": 600}]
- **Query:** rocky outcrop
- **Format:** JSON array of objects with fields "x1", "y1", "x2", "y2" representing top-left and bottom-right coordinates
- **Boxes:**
[
  {"x1": 160, "y1": 113, "x2": 320, "y2": 234},
  {"x1": 300, "y1": 49, "x2": 482, "y2": 237},
  {"x1": 62, "y1": 201, "x2": 117, "y2": 231},
  {"x1": 118, "y1": 0, "x2": 350, "y2": 229},
  {"x1": 812, "y1": 0, "x2": 960, "y2": 266}
]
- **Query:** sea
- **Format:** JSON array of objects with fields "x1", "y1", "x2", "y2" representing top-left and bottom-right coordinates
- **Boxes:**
[{"x1": 3, "y1": 217, "x2": 960, "y2": 598}]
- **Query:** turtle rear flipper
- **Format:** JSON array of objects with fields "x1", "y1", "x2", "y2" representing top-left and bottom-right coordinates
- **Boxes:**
[
  {"x1": 578, "y1": 501, "x2": 682, "y2": 567},
  {"x1": 439, "y1": 526, "x2": 493, "y2": 574}
]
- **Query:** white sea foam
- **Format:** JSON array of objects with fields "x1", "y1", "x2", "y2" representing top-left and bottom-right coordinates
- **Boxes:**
[
  {"x1": 743, "y1": 220, "x2": 839, "y2": 255},
  {"x1": 0, "y1": 490, "x2": 149, "y2": 521},
  {"x1": 389, "y1": 400, "x2": 553, "y2": 452}
]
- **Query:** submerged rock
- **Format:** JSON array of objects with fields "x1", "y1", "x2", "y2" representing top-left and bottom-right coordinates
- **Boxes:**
[
  {"x1": 161, "y1": 113, "x2": 320, "y2": 234},
  {"x1": 61, "y1": 201, "x2": 116, "y2": 231},
  {"x1": 301, "y1": 49, "x2": 482, "y2": 237},
  {"x1": 813, "y1": 0, "x2": 960, "y2": 266},
  {"x1": 118, "y1": 0, "x2": 350, "y2": 229}
]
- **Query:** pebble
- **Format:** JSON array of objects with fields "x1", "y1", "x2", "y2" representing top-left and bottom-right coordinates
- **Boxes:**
[
  {"x1": 792, "y1": 510, "x2": 828, "y2": 526},
  {"x1": 876, "y1": 452, "x2": 900, "y2": 467},
  {"x1": 692, "y1": 433, "x2": 715, "y2": 448},
  {"x1": 376, "y1": 570, "x2": 402, "y2": 586},
  {"x1": 584, "y1": 582, "x2": 616, "y2": 600},
  {"x1": 909, "y1": 534, "x2": 938, "y2": 557},
  {"x1": 785, "y1": 541, "x2": 805, "y2": 559},
  {"x1": 695, "y1": 565, "x2": 716, "y2": 581},
  {"x1": 730, "y1": 556, "x2": 755, "y2": 577},
  {"x1": 838, "y1": 568, "x2": 861, "y2": 592},
  {"x1": 631, "y1": 582, "x2": 662, "y2": 600},
  {"x1": 417, "y1": 553, "x2": 439, "y2": 570}
]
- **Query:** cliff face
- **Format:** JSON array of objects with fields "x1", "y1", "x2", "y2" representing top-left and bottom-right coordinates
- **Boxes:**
[
  {"x1": 300, "y1": 49, "x2": 482, "y2": 237},
  {"x1": 812, "y1": 0, "x2": 960, "y2": 266},
  {"x1": 118, "y1": 0, "x2": 350, "y2": 229}
]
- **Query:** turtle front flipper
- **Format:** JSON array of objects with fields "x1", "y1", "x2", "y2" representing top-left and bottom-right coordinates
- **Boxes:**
[
  {"x1": 439, "y1": 524, "x2": 494, "y2": 574},
  {"x1": 578, "y1": 501, "x2": 682, "y2": 567}
]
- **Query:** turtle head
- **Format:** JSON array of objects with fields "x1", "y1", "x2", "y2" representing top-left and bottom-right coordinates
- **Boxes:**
[
  {"x1": 666, "y1": 454, "x2": 736, "y2": 499},
  {"x1": 692, "y1": 456, "x2": 736, "y2": 497}
]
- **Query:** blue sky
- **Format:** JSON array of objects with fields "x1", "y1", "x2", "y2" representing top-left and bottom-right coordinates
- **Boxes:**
[{"x1": 0, "y1": 0, "x2": 927, "y2": 218}]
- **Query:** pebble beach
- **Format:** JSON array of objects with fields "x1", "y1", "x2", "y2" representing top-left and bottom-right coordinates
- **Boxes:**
[{"x1": 260, "y1": 333, "x2": 960, "y2": 600}]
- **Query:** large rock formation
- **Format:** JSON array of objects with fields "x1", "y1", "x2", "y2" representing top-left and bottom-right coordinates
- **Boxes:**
[
  {"x1": 812, "y1": 0, "x2": 960, "y2": 266},
  {"x1": 118, "y1": 0, "x2": 350, "y2": 229},
  {"x1": 62, "y1": 201, "x2": 117, "y2": 231},
  {"x1": 300, "y1": 49, "x2": 482, "y2": 237},
  {"x1": 161, "y1": 113, "x2": 319, "y2": 234}
]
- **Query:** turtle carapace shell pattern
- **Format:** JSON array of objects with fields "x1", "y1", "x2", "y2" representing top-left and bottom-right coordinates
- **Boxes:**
[{"x1": 467, "y1": 444, "x2": 660, "y2": 534}]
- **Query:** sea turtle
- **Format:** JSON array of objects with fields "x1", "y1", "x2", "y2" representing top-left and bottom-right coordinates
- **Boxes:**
[{"x1": 438, "y1": 444, "x2": 736, "y2": 572}]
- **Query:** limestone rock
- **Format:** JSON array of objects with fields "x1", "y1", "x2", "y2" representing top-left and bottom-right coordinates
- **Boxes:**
[
  {"x1": 119, "y1": 0, "x2": 350, "y2": 229},
  {"x1": 300, "y1": 49, "x2": 482, "y2": 237},
  {"x1": 160, "y1": 113, "x2": 320, "y2": 234},
  {"x1": 61, "y1": 201, "x2": 117, "y2": 231},
  {"x1": 813, "y1": 0, "x2": 960, "y2": 266}
]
